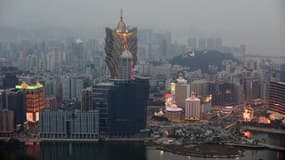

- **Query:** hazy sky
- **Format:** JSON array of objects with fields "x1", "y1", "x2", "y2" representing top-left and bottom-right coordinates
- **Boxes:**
[{"x1": 0, "y1": 0, "x2": 284, "y2": 56}]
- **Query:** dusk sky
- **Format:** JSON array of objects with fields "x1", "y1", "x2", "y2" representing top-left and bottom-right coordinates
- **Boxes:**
[{"x1": 0, "y1": 0, "x2": 284, "y2": 56}]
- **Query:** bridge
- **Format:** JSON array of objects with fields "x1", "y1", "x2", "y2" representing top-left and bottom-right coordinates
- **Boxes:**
[
  {"x1": 226, "y1": 142, "x2": 285, "y2": 152},
  {"x1": 258, "y1": 143, "x2": 285, "y2": 152},
  {"x1": 240, "y1": 126, "x2": 285, "y2": 135},
  {"x1": 225, "y1": 122, "x2": 237, "y2": 130},
  {"x1": 245, "y1": 54, "x2": 285, "y2": 60}
]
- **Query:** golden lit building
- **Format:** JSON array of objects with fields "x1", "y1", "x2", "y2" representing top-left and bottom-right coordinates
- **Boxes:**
[
  {"x1": 243, "y1": 105, "x2": 254, "y2": 122},
  {"x1": 105, "y1": 9, "x2": 137, "y2": 79},
  {"x1": 16, "y1": 82, "x2": 45, "y2": 123}
]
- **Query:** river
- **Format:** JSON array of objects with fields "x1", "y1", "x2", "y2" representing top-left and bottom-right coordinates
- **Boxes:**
[{"x1": 15, "y1": 132, "x2": 285, "y2": 160}]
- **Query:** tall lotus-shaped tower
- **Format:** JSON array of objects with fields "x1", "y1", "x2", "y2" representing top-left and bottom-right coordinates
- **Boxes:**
[{"x1": 105, "y1": 9, "x2": 137, "y2": 79}]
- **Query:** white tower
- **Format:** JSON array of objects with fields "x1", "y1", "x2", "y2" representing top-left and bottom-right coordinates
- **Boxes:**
[{"x1": 119, "y1": 49, "x2": 133, "y2": 80}]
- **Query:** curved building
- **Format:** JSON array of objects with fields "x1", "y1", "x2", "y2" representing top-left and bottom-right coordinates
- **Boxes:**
[
  {"x1": 105, "y1": 10, "x2": 137, "y2": 79},
  {"x1": 165, "y1": 104, "x2": 183, "y2": 122}
]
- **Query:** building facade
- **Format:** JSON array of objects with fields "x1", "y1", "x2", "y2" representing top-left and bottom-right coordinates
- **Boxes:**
[
  {"x1": 81, "y1": 87, "x2": 93, "y2": 111},
  {"x1": 185, "y1": 95, "x2": 201, "y2": 120},
  {"x1": 45, "y1": 96, "x2": 57, "y2": 109},
  {"x1": 93, "y1": 77, "x2": 149, "y2": 137},
  {"x1": 61, "y1": 76, "x2": 86, "y2": 101},
  {"x1": 175, "y1": 83, "x2": 190, "y2": 108},
  {"x1": 208, "y1": 81, "x2": 236, "y2": 106},
  {"x1": 40, "y1": 109, "x2": 99, "y2": 139},
  {"x1": 165, "y1": 104, "x2": 183, "y2": 122},
  {"x1": 16, "y1": 82, "x2": 45, "y2": 123},
  {"x1": 6, "y1": 89, "x2": 26, "y2": 128},
  {"x1": 268, "y1": 82, "x2": 285, "y2": 117},
  {"x1": 0, "y1": 110, "x2": 14, "y2": 136}
]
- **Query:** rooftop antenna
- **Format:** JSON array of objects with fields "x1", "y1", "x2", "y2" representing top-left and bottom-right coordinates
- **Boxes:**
[{"x1": 120, "y1": 8, "x2": 123, "y2": 20}]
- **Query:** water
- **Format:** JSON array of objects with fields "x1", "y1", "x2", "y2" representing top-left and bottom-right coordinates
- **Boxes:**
[
  {"x1": 21, "y1": 141, "x2": 283, "y2": 160},
  {"x1": 16, "y1": 133, "x2": 285, "y2": 160}
]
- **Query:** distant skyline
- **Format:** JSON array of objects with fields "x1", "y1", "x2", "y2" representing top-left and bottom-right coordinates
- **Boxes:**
[{"x1": 0, "y1": 0, "x2": 284, "y2": 56}]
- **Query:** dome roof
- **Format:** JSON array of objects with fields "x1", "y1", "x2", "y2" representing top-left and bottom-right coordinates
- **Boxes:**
[
  {"x1": 116, "y1": 9, "x2": 127, "y2": 33},
  {"x1": 121, "y1": 49, "x2": 133, "y2": 59},
  {"x1": 116, "y1": 19, "x2": 127, "y2": 33},
  {"x1": 185, "y1": 95, "x2": 200, "y2": 102},
  {"x1": 166, "y1": 105, "x2": 183, "y2": 112}
]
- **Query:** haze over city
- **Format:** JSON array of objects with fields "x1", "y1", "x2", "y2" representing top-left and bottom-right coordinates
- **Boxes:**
[
  {"x1": 0, "y1": 0, "x2": 284, "y2": 56},
  {"x1": 1, "y1": 1, "x2": 285, "y2": 160}
]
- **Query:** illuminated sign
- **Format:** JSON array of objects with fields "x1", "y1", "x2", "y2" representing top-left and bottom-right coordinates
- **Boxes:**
[
  {"x1": 26, "y1": 112, "x2": 39, "y2": 122},
  {"x1": 165, "y1": 94, "x2": 173, "y2": 107},
  {"x1": 170, "y1": 83, "x2": 176, "y2": 95},
  {"x1": 26, "y1": 112, "x2": 34, "y2": 122},
  {"x1": 16, "y1": 82, "x2": 43, "y2": 90}
]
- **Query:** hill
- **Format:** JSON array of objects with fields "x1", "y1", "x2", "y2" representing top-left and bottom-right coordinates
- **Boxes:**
[{"x1": 169, "y1": 50, "x2": 240, "y2": 73}]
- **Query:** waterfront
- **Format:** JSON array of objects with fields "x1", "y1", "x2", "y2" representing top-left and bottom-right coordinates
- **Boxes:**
[
  {"x1": 23, "y1": 141, "x2": 283, "y2": 160},
  {"x1": 8, "y1": 132, "x2": 280, "y2": 160}
]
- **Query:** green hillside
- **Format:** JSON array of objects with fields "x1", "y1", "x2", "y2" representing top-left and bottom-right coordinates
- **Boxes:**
[{"x1": 169, "y1": 50, "x2": 239, "y2": 73}]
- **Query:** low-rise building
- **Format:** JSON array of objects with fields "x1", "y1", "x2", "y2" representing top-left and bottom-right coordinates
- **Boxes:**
[{"x1": 40, "y1": 109, "x2": 99, "y2": 139}]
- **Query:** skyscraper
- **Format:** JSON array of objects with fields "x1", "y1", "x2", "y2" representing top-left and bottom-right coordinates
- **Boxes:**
[
  {"x1": 70, "y1": 39, "x2": 84, "y2": 68},
  {"x1": 198, "y1": 38, "x2": 206, "y2": 50},
  {"x1": 2, "y1": 73, "x2": 18, "y2": 89},
  {"x1": 61, "y1": 76, "x2": 86, "y2": 101},
  {"x1": 208, "y1": 81, "x2": 236, "y2": 106},
  {"x1": 187, "y1": 38, "x2": 197, "y2": 50},
  {"x1": 6, "y1": 89, "x2": 26, "y2": 128},
  {"x1": 185, "y1": 95, "x2": 201, "y2": 120},
  {"x1": 0, "y1": 110, "x2": 14, "y2": 136},
  {"x1": 268, "y1": 82, "x2": 285, "y2": 117},
  {"x1": 94, "y1": 11, "x2": 149, "y2": 137},
  {"x1": 105, "y1": 10, "x2": 137, "y2": 79},
  {"x1": 174, "y1": 71, "x2": 190, "y2": 108},
  {"x1": 81, "y1": 87, "x2": 93, "y2": 111},
  {"x1": 16, "y1": 82, "x2": 45, "y2": 123},
  {"x1": 0, "y1": 90, "x2": 4, "y2": 109},
  {"x1": 93, "y1": 77, "x2": 149, "y2": 137},
  {"x1": 40, "y1": 109, "x2": 99, "y2": 139},
  {"x1": 119, "y1": 49, "x2": 133, "y2": 80}
]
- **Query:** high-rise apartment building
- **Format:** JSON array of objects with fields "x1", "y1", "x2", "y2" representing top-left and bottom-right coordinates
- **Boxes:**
[
  {"x1": 198, "y1": 38, "x2": 207, "y2": 50},
  {"x1": 175, "y1": 83, "x2": 190, "y2": 108},
  {"x1": 174, "y1": 72, "x2": 190, "y2": 108},
  {"x1": 187, "y1": 38, "x2": 197, "y2": 50},
  {"x1": 6, "y1": 89, "x2": 26, "y2": 128},
  {"x1": 208, "y1": 81, "x2": 236, "y2": 106},
  {"x1": 70, "y1": 39, "x2": 84, "y2": 69},
  {"x1": 61, "y1": 76, "x2": 85, "y2": 101},
  {"x1": 81, "y1": 87, "x2": 93, "y2": 111},
  {"x1": 0, "y1": 110, "x2": 14, "y2": 136},
  {"x1": 2, "y1": 73, "x2": 18, "y2": 89},
  {"x1": 244, "y1": 77, "x2": 261, "y2": 102}
]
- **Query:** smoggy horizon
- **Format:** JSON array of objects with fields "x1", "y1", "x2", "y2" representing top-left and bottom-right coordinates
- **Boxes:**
[{"x1": 0, "y1": 0, "x2": 284, "y2": 56}]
